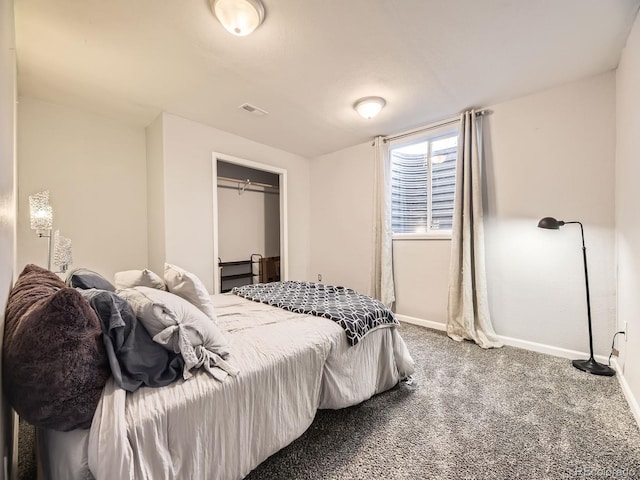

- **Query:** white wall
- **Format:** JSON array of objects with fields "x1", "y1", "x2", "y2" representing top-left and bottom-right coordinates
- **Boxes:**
[
  {"x1": 392, "y1": 239, "x2": 452, "y2": 323},
  {"x1": 310, "y1": 72, "x2": 617, "y2": 356},
  {"x1": 17, "y1": 97, "x2": 148, "y2": 282},
  {"x1": 615, "y1": 11, "x2": 640, "y2": 410},
  {"x1": 484, "y1": 71, "x2": 616, "y2": 355},
  {"x1": 0, "y1": 0, "x2": 16, "y2": 476},
  {"x1": 146, "y1": 114, "x2": 166, "y2": 275},
  {"x1": 218, "y1": 187, "x2": 279, "y2": 262},
  {"x1": 310, "y1": 142, "x2": 374, "y2": 294},
  {"x1": 159, "y1": 113, "x2": 311, "y2": 293}
]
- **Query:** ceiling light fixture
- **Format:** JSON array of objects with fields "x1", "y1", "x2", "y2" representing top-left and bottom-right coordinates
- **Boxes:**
[
  {"x1": 354, "y1": 96, "x2": 386, "y2": 119},
  {"x1": 211, "y1": 0, "x2": 265, "y2": 36}
]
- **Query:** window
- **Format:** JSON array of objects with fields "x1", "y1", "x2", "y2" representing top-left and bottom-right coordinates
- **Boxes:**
[{"x1": 390, "y1": 127, "x2": 458, "y2": 237}]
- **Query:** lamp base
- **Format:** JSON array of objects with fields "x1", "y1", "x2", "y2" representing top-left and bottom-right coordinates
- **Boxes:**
[{"x1": 572, "y1": 358, "x2": 616, "y2": 377}]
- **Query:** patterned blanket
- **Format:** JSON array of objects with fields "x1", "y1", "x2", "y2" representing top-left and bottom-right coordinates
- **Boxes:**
[{"x1": 232, "y1": 281, "x2": 398, "y2": 345}]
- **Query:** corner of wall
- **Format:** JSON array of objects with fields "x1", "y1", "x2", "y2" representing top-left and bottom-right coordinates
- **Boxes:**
[
  {"x1": 145, "y1": 114, "x2": 166, "y2": 274},
  {"x1": 615, "y1": 7, "x2": 640, "y2": 430}
]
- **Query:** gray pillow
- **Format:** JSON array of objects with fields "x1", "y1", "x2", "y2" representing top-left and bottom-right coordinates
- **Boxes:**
[
  {"x1": 117, "y1": 287, "x2": 237, "y2": 381},
  {"x1": 66, "y1": 268, "x2": 116, "y2": 292}
]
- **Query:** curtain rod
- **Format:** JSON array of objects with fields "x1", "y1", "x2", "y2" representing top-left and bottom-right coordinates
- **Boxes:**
[{"x1": 382, "y1": 109, "x2": 490, "y2": 144}]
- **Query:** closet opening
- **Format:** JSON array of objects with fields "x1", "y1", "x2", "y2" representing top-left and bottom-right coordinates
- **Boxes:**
[{"x1": 211, "y1": 153, "x2": 288, "y2": 294}]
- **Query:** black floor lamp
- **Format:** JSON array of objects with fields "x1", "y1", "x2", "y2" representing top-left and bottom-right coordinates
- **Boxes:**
[{"x1": 537, "y1": 217, "x2": 615, "y2": 377}]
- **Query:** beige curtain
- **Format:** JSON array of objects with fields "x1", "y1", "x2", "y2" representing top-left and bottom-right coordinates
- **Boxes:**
[
  {"x1": 447, "y1": 111, "x2": 502, "y2": 348},
  {"x1": 370, "y1": 136, "x2": 395, "y2": 307}
]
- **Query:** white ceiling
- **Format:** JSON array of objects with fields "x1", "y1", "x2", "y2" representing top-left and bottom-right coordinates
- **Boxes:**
[{"x1": 14, "y1": 0, "x2": 640, "y2": 158}]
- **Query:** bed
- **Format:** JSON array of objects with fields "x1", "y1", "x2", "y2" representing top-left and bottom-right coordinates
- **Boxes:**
[{"x1": 35, "y1": 289, "x2": 415, "y2": 480}]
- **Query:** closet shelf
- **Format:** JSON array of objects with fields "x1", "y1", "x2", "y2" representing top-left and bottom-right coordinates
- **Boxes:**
[
  {"x1": 219, "y1": 260, "x2": 252, "y2": 267},
  {"x1": 219, "y1": 255, "x2": 262, "y2": 293},
  {"x1": 221, "y1": 273, "x2": 254, "y2": 281}
]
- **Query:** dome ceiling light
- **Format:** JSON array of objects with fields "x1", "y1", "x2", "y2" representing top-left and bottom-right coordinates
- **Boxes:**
[
  {"x1": 354, "y1": 96, "x2": 386, "y2": 119},
  {"x1": 211, "y1": 0, "x2": 265, "y2": 37}
]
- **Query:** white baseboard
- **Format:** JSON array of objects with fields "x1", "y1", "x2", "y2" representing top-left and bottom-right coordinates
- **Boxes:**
[
  {"x1": 397, "y1": 314, "x2": 639, "y2": 427},
  {"x1": 397, "y1": 314, "x2": 607, "y2": 363},
  {"x1": 396, "y1": 314, "x2": 446, "y2": 332},
  {"x1": 612, "y1": 359, "x2": 640, "y2": 427},
  {"x1": 496, "y1": 333, "x2": 609, "y2": 365}
]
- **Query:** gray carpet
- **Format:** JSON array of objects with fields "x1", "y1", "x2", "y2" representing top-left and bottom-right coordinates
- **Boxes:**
[
  {"x1": 18, "y1": 418, "x2": 36, "y2": 480},
  {"x1": 245, "y1": 324, "x2": 640, "y2": 480}
]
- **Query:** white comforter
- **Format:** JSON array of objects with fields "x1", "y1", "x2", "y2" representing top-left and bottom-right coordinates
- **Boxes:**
[{"x1": 51, "y1": 294, "x2": 414, "y2": 480}]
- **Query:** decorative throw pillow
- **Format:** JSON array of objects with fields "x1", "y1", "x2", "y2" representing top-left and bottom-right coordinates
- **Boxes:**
[
  {"x1": 114, "y1": 269, "x2": 166, "y2": 290},
  {"x1": 164, "y1": 263, "x2": 217, "y2": 323},
  {"x1": 65, "y1": 267, "x2": 116, "y2": 292},
  {"x1": 117, "y1": 287, "x2": 237, "y2": 381},
  {"x1": 3, "y1": 264, "x2": 111, "y2": 431}
]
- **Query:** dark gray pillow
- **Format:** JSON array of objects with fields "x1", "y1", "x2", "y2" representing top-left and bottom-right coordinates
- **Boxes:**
[
  {"x1": 80, "y1": 289, "x2": 184, "y2": 392},
  {"x1": 66, "y1": 268, "x2": 115, "y2": 292},
  {"x1": 3, "y1": 264, "x2": 111, "y2": 431}
]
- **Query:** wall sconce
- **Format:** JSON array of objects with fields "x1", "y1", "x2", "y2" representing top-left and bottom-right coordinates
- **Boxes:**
[
  {"x1": 354, "y1": 96, "x2": 386, "y2": 119},
  {"x1": 211, "y1": 0, "x2": 265, "y2": 36},
  {"x1": 29, "y1": 191, "x2": 73, "y2": 273}
]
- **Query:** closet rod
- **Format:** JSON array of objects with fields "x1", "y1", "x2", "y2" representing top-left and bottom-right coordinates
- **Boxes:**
[
  {"x1": 217, "y1": 175, "x2": 278, "y2": 189},
  {"x1": 382, "y1": 109, "x2": 490, "y2": 144},
  {"x1": 217, "y1": 185, "x2": 279, "y2": 195}
]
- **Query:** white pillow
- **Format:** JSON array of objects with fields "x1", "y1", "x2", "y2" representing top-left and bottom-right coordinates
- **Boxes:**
[
  {"x1": 164, "y1": 263, "x2": 217, "y2": 323},
  {"x1": 117, "y1": 287, "x2": 236, "y2": 381},
  {"x1": 114, "y1": 269, "x2": 166, "y2": 290}
]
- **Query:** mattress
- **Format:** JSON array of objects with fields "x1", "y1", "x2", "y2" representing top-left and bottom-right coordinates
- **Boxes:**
[{"x1": 40, "y1": 293, "x2": 415, "y2": 480}]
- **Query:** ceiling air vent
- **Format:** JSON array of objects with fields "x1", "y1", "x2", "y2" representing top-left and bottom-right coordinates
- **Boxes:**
[{"x1": 239, "y1": 103, "x2": 268, "y2": 116}]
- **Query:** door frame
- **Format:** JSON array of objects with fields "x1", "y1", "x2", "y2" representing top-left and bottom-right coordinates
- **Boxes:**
[{"x1": 211, "y1": 152, "x2": 288, "y2": 294}]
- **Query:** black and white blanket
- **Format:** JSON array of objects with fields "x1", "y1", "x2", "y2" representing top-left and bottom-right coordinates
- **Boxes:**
[{"x1": 232, "y1": 281, "x2": 398, "y2": 345}]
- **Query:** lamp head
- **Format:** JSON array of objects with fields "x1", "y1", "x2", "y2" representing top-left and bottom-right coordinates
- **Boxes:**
[
  {"x1": 29, "y1": 190, "x2": 53, "y2": 234},
  {"x1": 53, "y1": 230, "x2": 73, "y2": 273},
  {"x1": 537, "y1": 217, "x2": 565, "y2": 230}
]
